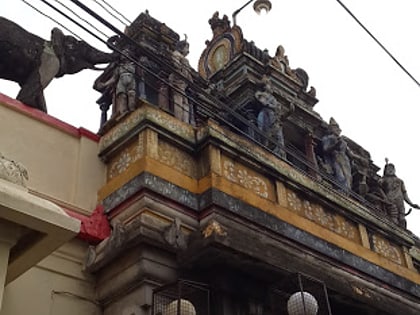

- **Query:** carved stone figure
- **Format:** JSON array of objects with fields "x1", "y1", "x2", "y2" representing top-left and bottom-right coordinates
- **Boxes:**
[
  {"x1": 0, "y1": 17, "x2": 115, "y2": 112},
  {"x1": 163, "y1": 217, "x2": 187, "y2": 250},
  {"x1": 347, "y1": 144, "x2": 371, "y2": 196},
  {"x1": 364, "y1": 177, "x2": 390, "y2": 213},
  {"x1": 96, "y1": 49, "x2": 137, "y2": 116},
  {"x1": 169, "y1": 36, "x2": 192, "y2": 123},
  {"x1": 255, "y1": 75, "x2": 294, "y2": 158},
  {"x1": 136, "y1": 55, "x2": 148, "y2": 100},
  {"x1": 209, "y1": 12, "x2": 231, "y2": 38},
  {"x1": 379, "y1": 160, "x2": 420, "y2": 228},
  {"x1": 269, "y1": 45, "x2": 291, "y2": 74},
  {"x1": 293, "y1": 68, "x2": 309, "y2": 91},
  {"x1": 0, "y1": 153, "x2": 28, "y2": 187},
  {"x1": 320, "y1": 118, "x2": 352, "y2": 190},
  {"x1": 308, "y1": 86, "x2": 317, "y2": 97}
]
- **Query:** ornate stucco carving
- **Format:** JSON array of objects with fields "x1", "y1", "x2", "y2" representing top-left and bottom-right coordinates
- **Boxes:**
[
  {"x1": 371, "y1": 234, "x2": 404, "y2": 265},
  {"x1": 0, "y1": 153, "x2": 28, "y2": 187},
  {"x1": 202, "y1": 220, "x2": 227, "y2": 238},
  {"x1": 158, "y1": 141, "x2": 196, "y2": 178},
  {"x1": 163, "y1": 217, "x2": 187, "y2": 249},
  {"x1": 286, "y1": 190, "x2": 359, "y2": 243},
  {"x1": 222, "y1": 159, "x2": 270, "y2": 199},
  {"x1": 108, "y1": 142, "x2": 143, "y2": 180}
]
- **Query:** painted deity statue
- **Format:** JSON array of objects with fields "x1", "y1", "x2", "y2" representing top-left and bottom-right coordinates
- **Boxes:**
[
  {"x1": 96, "y1": 49, "x2": 137, "y2": 116},
  {"x1": 255, "y1": 75, "x2": 294, "y2": 158},
  {"x1": 320, "y1": 118, "x2": 352, "y2": 190},
  {"x1": 169, "y1": 36, "x2": 192, "y2": 123},
  {"x1": 379, "y1": 160, "x2": 419, "y2": 228}
]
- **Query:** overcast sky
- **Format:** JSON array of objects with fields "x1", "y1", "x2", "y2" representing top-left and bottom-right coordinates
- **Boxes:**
[{"x1": 2, "y1": 0, "x2": 420, "y2": 235}]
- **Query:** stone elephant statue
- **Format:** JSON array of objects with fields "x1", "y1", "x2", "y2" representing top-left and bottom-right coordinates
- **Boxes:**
[{"x1": 0, "y1": 17, "x2": 116, "y2": 112}]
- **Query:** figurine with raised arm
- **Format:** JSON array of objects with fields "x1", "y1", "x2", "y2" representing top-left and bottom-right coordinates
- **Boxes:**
[{"x1": 379, "y1": 159, "x2": 420, "y2": 228}]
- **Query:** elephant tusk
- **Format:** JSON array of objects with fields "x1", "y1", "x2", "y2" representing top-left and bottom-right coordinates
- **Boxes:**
[{"x1": 91, "y1": 65, "x2": 107, "y2": 71}]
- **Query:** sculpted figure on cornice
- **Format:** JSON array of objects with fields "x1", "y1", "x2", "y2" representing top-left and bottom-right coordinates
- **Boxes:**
[
  {"x1": 208, "y1": 11, "x2": 231, "y2": 38},
  {"x1": 269, "y1": 45, "x2": 310, "y2": 91},
  {"x1": 169, "y1": 35, "x2": 194, "y2": 124},
  {"x1": 379, "y1": 159, "x2": 420, "y2": 228},
  {"x1": 269, "y1": 45, "x2": 293, "y2": 76},
  {"x1": 319, "y1": 118, "x2": 366, "y2": 191},
  {"x1": 255, "y1": 75, "x2": 294, "y2": 158},
  {"x1": 96, "y1": 47, "x2": 137, "y2": 117}
]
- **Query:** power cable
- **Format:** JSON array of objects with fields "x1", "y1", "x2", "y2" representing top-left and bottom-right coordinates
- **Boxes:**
[
  {"x1": 20, "y1": 0, "x2": 82, "y2": 39},
  {"x1": 38, "y1": 0, "x2": 111, "y2": 47},
  {"x1": 52, "y1": 0, "x2": 110, "y2": 39},
  {"x1": 336, "y1": 0, "x2": 420, "y2": 88},
  {"x1": 66, "y1": 0, "x2": 303, "y2": 156},
  {"x1": 92, "y1": 0, "x2": 131, "y2": 26}
]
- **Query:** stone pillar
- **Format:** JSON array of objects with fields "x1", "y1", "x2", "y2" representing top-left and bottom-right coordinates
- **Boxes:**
[
  {"x1": 0, "y1": 221, "x2": 20, "y2": 310},
  {"x1": 157, "y1": 80, "x2": 170, "y2": 112},
  {"x1": 304, "y1": 132, "x2": 319, "y2": 178}
]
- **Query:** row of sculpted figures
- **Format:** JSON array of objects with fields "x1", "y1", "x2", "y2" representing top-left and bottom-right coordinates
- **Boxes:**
[
  {"x1": 241, "y1": 69, "x2": 419, "y2": 229},
  {"x1": 318, "y1": 118, "x2": 419, "y2": 228},
  {"x1": 92, "y1": 32, "x2": 419, "y2": 229},
  {"x1": 94, "y1": 35, "x2": 196, "y2": 128}
]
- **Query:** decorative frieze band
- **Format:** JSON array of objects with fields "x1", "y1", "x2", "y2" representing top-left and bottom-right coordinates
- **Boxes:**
[
  {"x1": 221, "y1": 155, "x2": 274, "y2": 200},
  {"x1": 285, "y1": 190, "x2": 360, "y2": 244}
]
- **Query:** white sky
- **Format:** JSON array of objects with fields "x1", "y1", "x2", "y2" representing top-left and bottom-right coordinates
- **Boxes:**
[{"x1": 1, "y1": 0, "x2": 420, "y2": 236}]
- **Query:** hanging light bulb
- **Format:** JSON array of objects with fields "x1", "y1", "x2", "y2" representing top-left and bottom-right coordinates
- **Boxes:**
[
  {"x1": 163, "y1": 299, "x2": 196, "y2": 315},
  {"x1": 253, "y1": 0, "x2": 272, "y2": 14},
  {"x1": 287, "y1": 291, "x2": 319, "y2": 315}
]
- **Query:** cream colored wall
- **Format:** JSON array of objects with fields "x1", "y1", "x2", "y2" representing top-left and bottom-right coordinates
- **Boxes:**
[
  {"x1": 0, "y1": 101, "x2": 106, "y2": 213},
  {"x1": 0, "y1": 99, "x2": 102, "y2": 314},
  {"x1": 0, "y1": 240, "x2": 100, "y2": 315}
]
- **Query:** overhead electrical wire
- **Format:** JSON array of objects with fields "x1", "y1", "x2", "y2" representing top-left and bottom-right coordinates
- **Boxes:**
[
  {"x1": 21, "y1": 0, "x2": 388, "y2": 219},
  {"x1": 92, "y1": 0, "x2": 131, "y2": 26},
  {"x1": 64, "y1": 0, "x2": 300, "y2": 152},
  {"x1": 52, "y1": 0, "x2": 110, "y2": 39},
  {"x1": 37, "y1": 0, "x2": 116, "y2": 48},
  {"x1": 336, "y1": 0, "x2": 420, "y2": 88},
  {"x1": 20, "y1": 0, "x2": 82, "y2": 39},
  {"x1": 26, "y1": 0, "x2": 266, "y2": 141}
]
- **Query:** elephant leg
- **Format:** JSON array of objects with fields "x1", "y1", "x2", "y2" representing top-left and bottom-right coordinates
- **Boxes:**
[
  {"x1": 17, "y1": 70, "x2": 46, "y2": 111},
  {"x1": 16, "y1": 47, "x2": 59, "y2": 113},
  {"x1": 22, "y1": 47, "x2": 60, "y2": 112},
  {"x1": 35, "y1": 91, "x2": 47, "y2": 113}
]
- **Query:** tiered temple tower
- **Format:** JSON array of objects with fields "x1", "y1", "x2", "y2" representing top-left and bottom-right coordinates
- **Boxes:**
[
  {"x1": 87, "y1": 11, "x2": 420, "y2": 315},
  {"x1": 1, "y1": 8, "x2": 420, "y2": 315}
]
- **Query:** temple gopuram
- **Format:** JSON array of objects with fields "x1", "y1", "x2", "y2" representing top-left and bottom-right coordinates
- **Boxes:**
[{"x1": 1, "y1": 6, "x2": 420, "y2": 315}]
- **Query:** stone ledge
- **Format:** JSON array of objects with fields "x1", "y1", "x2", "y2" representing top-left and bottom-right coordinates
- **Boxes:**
[{"x1": 0, "y1": 179, "x2": 80, "y2": 283}]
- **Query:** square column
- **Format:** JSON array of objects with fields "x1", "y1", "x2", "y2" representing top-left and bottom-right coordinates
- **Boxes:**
[{"x1": 0, "y1": 221, "x2": 20, "y2": 310}]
